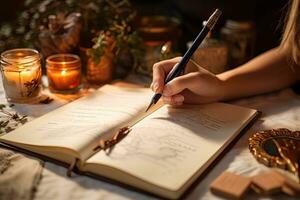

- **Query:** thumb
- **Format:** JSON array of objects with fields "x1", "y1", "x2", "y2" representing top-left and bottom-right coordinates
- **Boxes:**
[{"x1": 162, "y1": 74, "x2": 192, "y2": 97}]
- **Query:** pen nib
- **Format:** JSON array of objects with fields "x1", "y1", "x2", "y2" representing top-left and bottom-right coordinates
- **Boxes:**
[
  {"x1": 145, "y1": 102, "x2": 154, "y2": 112},
  {"x1": 145, "y1": 93, "x2": 162, "y2": 112}
]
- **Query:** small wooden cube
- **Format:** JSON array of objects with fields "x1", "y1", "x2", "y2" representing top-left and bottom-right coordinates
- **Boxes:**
[
  {"x1": 271, "y1": 170, "x2": 300, "y2": 195},
  {"x1": 282, "y1": 185, "x2": 297, "y2": 196},
  {"x1": 251, "y1": 170, "x2": 284, "y2": 194},
  {"x1": 210, "y1": 171, "x2": 251, "y2": 200}
]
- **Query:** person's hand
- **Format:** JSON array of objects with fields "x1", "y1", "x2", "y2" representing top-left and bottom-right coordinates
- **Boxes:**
[{"x1": 151, "y1": 57, "x2": 225, "y2": 105}]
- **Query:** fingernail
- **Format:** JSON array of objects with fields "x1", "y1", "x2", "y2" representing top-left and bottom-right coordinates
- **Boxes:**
[
  {"x1": 153, "y1": 82, "x2": 159, "y2": 92},
  {"x1": 163, "y1": 96, "x2": 171, "y2": 103},
  {"x1": 163, "y1": 85, "x2": 171, "y2": 96},
  {"x1": 174, "y1": 95, "x2": 184, "y2": 102}
]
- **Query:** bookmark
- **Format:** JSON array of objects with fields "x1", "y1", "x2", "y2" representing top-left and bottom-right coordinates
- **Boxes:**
[
  {"x1": 94, "y1": 126, "x2": 132, "y2": 152},
  {"x1": 67, "y1": 158, "x2": 79, "y2": 177}
]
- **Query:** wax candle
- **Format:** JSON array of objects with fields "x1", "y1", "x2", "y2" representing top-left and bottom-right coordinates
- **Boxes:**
[
  {"x1": 0, "y1": 49, "x2": 42, "y2": 103},
  {"x1": 46, "y1": 54, "x2": 81, "y2": 93}
]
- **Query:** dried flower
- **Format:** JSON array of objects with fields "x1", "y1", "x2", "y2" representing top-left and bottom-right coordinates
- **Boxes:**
[
  {"x1": 0, "y1": 104, "x2": 28, "y2": 134},
  {"x1": 24, "y1": 78, "x2": 40, "y2": 97},
  {"x1": 39, "y1": 96, "x2": 54, "y2": 104}
]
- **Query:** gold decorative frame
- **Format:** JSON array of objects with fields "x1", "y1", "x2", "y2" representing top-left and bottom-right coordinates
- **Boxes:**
[{"x1": 248, "y1": 128, "x2": 300, "y2": 178}]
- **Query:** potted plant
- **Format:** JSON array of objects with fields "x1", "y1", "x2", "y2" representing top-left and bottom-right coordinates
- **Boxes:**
[
  {"x1": 85, "y1": 21, "x2": 143, "y2": 83},
  {"x1": 0, "y1": 0, "x2": 144, "y2": 83}
]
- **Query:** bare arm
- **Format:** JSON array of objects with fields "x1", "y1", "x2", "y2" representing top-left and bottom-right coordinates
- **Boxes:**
[
  {"x1": 219, "y1": 47, "x2": 300, "y2": 100},
  {"x1": 151, "y1": 47, "x2": 300, "y2": 105}
]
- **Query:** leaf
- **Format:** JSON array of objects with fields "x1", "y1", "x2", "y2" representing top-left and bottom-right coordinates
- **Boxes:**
[
  {"x1": 20, "y1": 118, "x2": 28, "y2": 125},
  {"x1": 0, "y1": 120, "x2": 9, "y2": 128},
  {"x1": 4, "y1": 126, "x2": 13, "y2": 133},
  {"x1": 39, "y1": 97, "x2": 53, "y2": 104},
  {"x1": 24, "y1": 78, "x2": 39, "y2": 97},
  {"x1": 0, "y1": 104, "x2": 5, "y2": 110},
  {"x1": 12, "y1": 113, "x2": 19, "y2": 120}
]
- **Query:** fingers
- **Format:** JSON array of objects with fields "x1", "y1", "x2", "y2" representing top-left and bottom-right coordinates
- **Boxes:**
[
  {"x1": 151, "y1": 57, "x2": 223, "y2": 106},
  {"x1": 151, "y1": 57, "x2": 181, "y2": 93},
  {"x1": 163, "y1": 89, "x2": 220, "y2": 106},
  {"x1": 180, "y1": 90, "x2": 217, "y2": 104},
  {"x1": 162, "y1": 72, "x2": 198, "y2": 97},
  {"x1": 162, "y1": 94, "x2": 185, "y2": 106}
]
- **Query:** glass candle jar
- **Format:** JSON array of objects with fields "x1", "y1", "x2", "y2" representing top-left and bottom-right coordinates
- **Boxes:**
[
  {"x1": 137, "y1": 16, "x2": 181, "y2": 76},
  {"x1": 0, "y1": 48, "x2": 42, "y2": 103},
  {"x1": 188, "y1": 33, "x2": 228, "y2": 74},
  {"x1": 46, "y1": 54, "x2": 81, "y2": 93},
  {"x1": 220, "y1": 20, "x2": 256, "y2": 68}
]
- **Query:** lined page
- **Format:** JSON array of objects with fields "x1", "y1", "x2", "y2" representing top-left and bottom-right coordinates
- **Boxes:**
[
  {"x1": 84, "y1": 103, "x2": 257, "y2": 191},
  {"x1": 0, "y1": 85, "x2": 153, "y2": 157}
]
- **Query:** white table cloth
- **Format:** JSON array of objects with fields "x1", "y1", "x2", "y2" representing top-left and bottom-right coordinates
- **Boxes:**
[{"x1": 0, "y1": 76, "x2": 299, "y2": 200}]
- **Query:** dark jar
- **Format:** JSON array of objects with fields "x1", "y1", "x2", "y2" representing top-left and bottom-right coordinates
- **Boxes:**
[{"x1": 221, "y1": 20, "x2": 256, "y2": 68}]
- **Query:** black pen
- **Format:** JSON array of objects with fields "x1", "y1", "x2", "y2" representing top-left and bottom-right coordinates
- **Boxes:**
[{"x1": 145, "y1": 9, "x2": 222, "y2": 112}]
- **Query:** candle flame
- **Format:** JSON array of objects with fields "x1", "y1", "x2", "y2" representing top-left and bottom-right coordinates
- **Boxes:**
[
  {"x1": 61, "y1": 70, "x2": 66, "y2": 75},
  {"x1": 16, "y1": 53, "x2": 24, "y2": 57}
]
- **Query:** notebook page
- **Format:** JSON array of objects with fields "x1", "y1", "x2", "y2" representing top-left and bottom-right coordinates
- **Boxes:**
[
  {"x1": 84, "y1": 103, "x2": 257, "y2": 190},
  {"x1": 0, "y1": 85, "x2": 153, "y2": 159}
]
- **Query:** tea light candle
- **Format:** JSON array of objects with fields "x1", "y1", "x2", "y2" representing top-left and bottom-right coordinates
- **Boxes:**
[
  {"x1": 0, "y1": 48, "x2": 42, "y2": 103},
  {"x1": 46, "y1": 54, "x2": 81, "y2": 93}
]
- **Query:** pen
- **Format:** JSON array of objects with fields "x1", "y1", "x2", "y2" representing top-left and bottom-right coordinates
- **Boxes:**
[{"x1": 145, "y1": 9, "x2": 222, "y2": 112}]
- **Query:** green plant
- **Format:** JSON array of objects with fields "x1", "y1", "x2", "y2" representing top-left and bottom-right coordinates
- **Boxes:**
[
  {"x1": 0, "y1": 0, "x2": 143, "y2": 72},
  {"x1": 88, "y1": 31, "x2": 108, "y2": 64},
  {"x1": 88, "y1": 21, "x2": 143, "y2": 70}
]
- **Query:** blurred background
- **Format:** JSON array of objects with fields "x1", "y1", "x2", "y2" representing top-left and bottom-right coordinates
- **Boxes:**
[
  {"x1": 0, "y1": 0, "x2": 288, "y2": 81},
  {"x1": 132, "y1": 0, "x2": 286, "y2": 53}
]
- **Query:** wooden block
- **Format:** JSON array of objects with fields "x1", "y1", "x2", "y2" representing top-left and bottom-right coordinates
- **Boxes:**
[
  {"x1": 271, "y1": 170, "x2": 300, "y2": 195},
  {"x1": 280, "y1": 176, "x2": 300, "y2": 192},
  {"x1": 210, "y1": 171, "x2": 251, "y2": 200},
  {"x1": 251, "y1": 171, "x2": 284, "y2": 194},
  {"x1": 250, "y1": 184, "x2": 264, "y2": 194},
  {"x1": 282, "y1": 185, "x2": 297, "y2": 196}
]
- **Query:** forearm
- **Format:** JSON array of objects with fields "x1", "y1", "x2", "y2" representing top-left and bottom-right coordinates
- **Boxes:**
[{"x1": 218, "y1": 47, "x2": 300, "y2": 100}]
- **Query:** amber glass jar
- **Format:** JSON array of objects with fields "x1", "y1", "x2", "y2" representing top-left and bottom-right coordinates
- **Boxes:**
[{"x1": 46, "y1": 54, "x2": 81, "y2": 93}]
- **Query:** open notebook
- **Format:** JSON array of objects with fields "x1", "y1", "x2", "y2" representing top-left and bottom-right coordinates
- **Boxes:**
[{"x1": 0, "y1": 85, "x2": 259, "y2": 199}]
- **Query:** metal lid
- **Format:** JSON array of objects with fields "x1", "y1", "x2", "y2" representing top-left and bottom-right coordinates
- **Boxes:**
[{"x1": 224, "y1": 20, "x2": 255, "y2": 31}]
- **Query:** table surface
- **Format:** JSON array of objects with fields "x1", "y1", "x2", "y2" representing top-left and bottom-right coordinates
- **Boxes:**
[{"x1": 0, "y1": 75, "x2": 299, "y2": 200}]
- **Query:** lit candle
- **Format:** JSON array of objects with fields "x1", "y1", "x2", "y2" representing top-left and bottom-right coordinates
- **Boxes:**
[
  {"x1": 46, "y1": 54, "x2": 81, "y2": 93},
  {"x1": 0, "y1": 49, "x2": 42, "y2": 103}
]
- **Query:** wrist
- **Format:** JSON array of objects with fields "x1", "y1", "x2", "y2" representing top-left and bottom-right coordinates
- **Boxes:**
[{"x1": 216, "y1": 73, "x2": 231, "y2": 101}]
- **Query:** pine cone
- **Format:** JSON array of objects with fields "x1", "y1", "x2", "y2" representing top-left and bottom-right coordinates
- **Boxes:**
[{"x1": 38, "y1": 12, "x2": 82, "y2": 57}]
